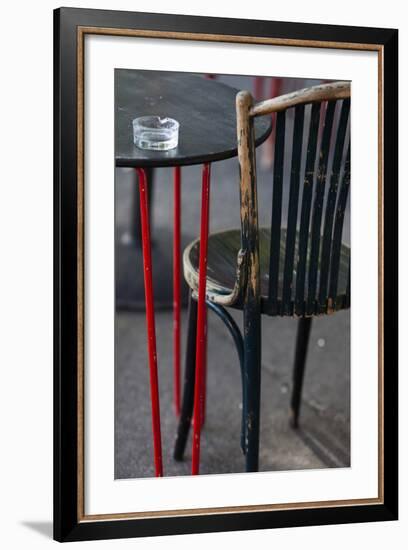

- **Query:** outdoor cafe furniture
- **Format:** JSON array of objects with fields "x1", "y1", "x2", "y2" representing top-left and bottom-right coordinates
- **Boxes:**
[
  {"x1": 174, "y1": 81, "x2": 351, "y2": 473},
  {"x1": 115, "y1": 69, "x2": 271, "y2": 476}
]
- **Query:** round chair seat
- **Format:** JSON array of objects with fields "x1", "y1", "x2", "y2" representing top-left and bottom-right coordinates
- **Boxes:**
[{"x1": 183, "y1": 228, "x2": 350, "y2": 316}]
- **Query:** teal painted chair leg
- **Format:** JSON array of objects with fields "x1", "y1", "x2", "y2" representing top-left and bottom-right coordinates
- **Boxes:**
[{"x1": 290, "y1": 317, "x2": 312, "y2": 428}]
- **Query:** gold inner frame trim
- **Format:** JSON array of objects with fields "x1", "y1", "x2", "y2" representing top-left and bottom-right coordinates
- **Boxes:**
[{"x1": 76, "y1": 26, "x2": 384, "y2": 522}]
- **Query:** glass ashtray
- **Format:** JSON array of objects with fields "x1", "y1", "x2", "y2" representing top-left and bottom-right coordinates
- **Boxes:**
[{"x1": 132, "y1": 116, "x2": 179, "y2": 151}]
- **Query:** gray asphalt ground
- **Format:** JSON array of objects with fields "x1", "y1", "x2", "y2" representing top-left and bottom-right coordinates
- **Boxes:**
[{"x1": 115, "y1": 75, "x2": 350, "y2": 479}]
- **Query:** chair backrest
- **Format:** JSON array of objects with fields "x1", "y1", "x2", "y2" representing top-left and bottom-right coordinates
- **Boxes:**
[{"x1": 236, "y1": 81, "x2": 351, "y2": 317}]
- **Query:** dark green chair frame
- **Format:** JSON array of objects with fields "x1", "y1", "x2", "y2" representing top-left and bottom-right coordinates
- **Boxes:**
[{"x1": 174, "y1": 81, "x2": 351, "y2": 472}]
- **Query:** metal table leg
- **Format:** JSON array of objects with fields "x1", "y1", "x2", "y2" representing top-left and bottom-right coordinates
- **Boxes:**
[
  {"x1": 136, "y1": 167, "x2": 163, "y2": 477},
  {"x1": 191, "y1": 162, "x2": 211, "y2": 475}
]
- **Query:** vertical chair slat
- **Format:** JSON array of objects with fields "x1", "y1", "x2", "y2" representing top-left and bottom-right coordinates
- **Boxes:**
[
  {"x1": 294, "y1": 102, "x2": 321, "y2": 316},
  {"x1": 328, "y1": 144, "x2": 351, "y2": 309},
  {"x1": 306, "y1": 101, "x2": 336, "y2": 315},
  {"x1": 282, "y1": 105, "x2": 305, "y2": 315},
  {"x1": 268, "y1": 110, "x2": 286, "y2": 314},
  {"x1": 318, "y1": 98, "x2": 350, "y2": 311}
]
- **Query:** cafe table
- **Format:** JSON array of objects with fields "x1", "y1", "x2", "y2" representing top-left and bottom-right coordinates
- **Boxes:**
[{"x1": 115, "y1": 69, "x2": 271, "y2": 476}]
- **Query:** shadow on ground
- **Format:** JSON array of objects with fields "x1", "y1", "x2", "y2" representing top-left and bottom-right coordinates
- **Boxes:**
[{"x1": 21, "y1": 521, "x2": 53, "y2": 539}]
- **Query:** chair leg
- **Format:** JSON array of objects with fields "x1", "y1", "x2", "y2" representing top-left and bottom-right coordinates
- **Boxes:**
[
  {"x1": 206, "y1": 300, "x2": 246, "y2": 454},
  {"x1": 243, "y1": 305, "x2": 262, "y2": 472},
  {"x1": 173, "y1": 292, "x2": 198, "y2": 461},
  {"x1": 290, "y1": 317, "x2": 312, "y2": 429}
]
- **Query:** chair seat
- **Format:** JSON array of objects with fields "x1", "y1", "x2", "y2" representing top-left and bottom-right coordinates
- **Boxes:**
[{"x1": 183, "y1": 228, "x2": 350, "y2": 316}]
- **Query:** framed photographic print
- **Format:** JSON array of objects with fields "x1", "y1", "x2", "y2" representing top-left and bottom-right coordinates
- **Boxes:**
[{"x1": 54, "y1": 7, "x2": 398, "y2": 542}]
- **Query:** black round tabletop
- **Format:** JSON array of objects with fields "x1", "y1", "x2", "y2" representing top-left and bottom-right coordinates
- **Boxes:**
[{"x1": 115, "y1": 70, "x2": 272, "y2": 168}]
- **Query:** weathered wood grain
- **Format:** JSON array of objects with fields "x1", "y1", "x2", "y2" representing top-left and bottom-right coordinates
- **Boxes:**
[{"x1": 250, "y1": 81, "x2": 350, "y2": 117}]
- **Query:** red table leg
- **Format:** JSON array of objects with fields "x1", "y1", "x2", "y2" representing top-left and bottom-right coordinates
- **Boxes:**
[
  {"x1": 254, "y1": 76, "x2": 264, "y2": 101},
  {"x1": 269, "y1": 77, "x2": 283, "y2": 156},
  {"x1": 200, "y1": 338, "x2": 207, "y2": 428},
  {"x1": 269, "y1": 76, "x2": 283, "y2": 99},
  {"x1": 136, "y1": 167, "x2": 163, "y2": 477},
  {"x1": 192, "y1": 163, "x2": 211, "y2": 475},
  {"x1": 173, "y1": 166, "x2": 182, "y2": 416}
]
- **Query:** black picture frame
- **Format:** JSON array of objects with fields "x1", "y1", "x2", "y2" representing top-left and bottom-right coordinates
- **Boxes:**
[{"x1": 54, "y1": 7, "x2": 398, "y2": 542}]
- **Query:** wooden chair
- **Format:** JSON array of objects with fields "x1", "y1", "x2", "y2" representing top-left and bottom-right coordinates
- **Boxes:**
[{"x1": 174, "y1": 81, "x2": 351, "y2": 473}]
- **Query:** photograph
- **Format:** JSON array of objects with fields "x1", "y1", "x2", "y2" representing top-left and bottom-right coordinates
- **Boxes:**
[
  {"x1": 52, "y1": 6, "x2": 398, "y2": 541},
  {"x1": 114, "y1": 70, "x2": 351, "y2": 479}
]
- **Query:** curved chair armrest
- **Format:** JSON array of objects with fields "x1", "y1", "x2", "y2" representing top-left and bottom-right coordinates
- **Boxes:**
[{"x1": 186, "y1": 248, "x2": 248, "y2": 308}]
